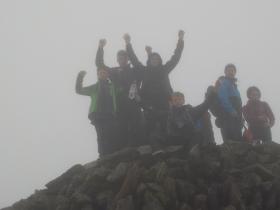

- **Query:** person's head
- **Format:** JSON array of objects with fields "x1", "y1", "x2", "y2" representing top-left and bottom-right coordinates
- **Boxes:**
[
  {"x1": 117, "y1": 50, "x2": 129, "y2": 67},
  {"x1": 97, "y1": 67, "x2": 109, "y2": 81},
  {"x1": 148, "y1": 53, "x2": 163, "y2": 67},
  {"x1": 224, "y1": 63, "x2": 237, "y2": 79},
  {"x1": 171, "y1": 92, "x2": 185, "y2": 107},
  {"x1": 247, "y1": 86, "x2": 261, "y2": 101}
]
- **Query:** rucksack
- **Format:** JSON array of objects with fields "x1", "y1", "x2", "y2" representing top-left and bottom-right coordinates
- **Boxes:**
[{"x1": 208, "y1": 76, "x2": 226, "y2": 119}]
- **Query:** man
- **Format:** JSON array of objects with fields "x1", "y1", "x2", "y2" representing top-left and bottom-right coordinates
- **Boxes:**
[
  {"x1": 95, "y1": 39, "x2": 145, "y2": 147},
  {"x1": 124, "y1": 31, "x2": 185, "y2": 149},
  {"x1": 75, "y1": 68, "x2": 120, "y2": 157},
  {"x1": 217, "y1": 64, "x2": 243, "y2": 142}
]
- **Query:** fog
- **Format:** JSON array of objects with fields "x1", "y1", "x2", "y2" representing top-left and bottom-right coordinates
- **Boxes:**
[{"x1": 0, "y1": 0, "x2": 279, "y2": 208}]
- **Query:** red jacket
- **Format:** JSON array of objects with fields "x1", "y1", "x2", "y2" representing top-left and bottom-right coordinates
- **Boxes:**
[{"x1": 243, "y1": 100, "x2": 275, "y2": 128}]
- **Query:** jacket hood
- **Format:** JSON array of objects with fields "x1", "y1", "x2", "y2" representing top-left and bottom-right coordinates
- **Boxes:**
[{"x1": 147, "y1": 52, "x2": 163, "y2": 67}]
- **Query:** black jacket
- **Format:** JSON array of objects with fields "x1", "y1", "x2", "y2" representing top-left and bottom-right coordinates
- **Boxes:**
[
  {"x1": 167, "y1": 101, "x2": 209, "y2": 137},
  {"x1": 95, "y1": 47, "x2": 143, "y2": 114},
  {"x1": 126, "y1": 40, "x2": 184, "y2": 110}
]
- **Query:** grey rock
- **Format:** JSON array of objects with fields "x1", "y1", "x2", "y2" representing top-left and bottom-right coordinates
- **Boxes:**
[{"x1": 107, "y1": 162, "x2": 128, "y2": 183}]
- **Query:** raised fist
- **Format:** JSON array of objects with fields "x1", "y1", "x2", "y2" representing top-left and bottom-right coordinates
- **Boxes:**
[
  {"x1": 78, "y1": 70, "x2": 87, "y2": 77},
  {"x1": 145, "y1": 46, "x2": 152, "y2": 54},
  {"x1": 99, "y1": 39, "x2": 107, "y2": 48},
  {"x1": 123, "y1": 33, "x2": 131, "y2": 44},
  {"x1": 178, "y1": 30, "x2": 185, "y2": 40}
]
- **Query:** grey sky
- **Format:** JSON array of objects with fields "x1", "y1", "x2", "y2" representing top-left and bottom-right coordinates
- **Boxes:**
[{"x1": 0, "y1": 0, "x2": 279, "y2": 208}]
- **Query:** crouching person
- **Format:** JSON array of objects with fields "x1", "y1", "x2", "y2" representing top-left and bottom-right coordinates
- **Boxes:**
[
  {"x1": 243, "y1": 86, "x2": 275, "y2": 143},
  {"x1": 75, "y1": 68, "x2": 120, "y2": 157},
  {"x1": 167, "y1": 91, "x2": 215, "y2": 149}
]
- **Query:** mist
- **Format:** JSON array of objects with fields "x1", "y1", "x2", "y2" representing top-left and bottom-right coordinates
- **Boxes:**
[{"x1": 0, "y1": 0, "x2": 279, "y2": 208}]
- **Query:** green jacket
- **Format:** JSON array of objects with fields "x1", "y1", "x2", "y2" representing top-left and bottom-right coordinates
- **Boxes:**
[{"x1": 76, "y1": 74, "x2": 118, "y2": 114}]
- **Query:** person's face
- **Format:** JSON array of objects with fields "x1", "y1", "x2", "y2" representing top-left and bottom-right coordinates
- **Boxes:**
[
  {"x1": 117, "y1": 55, "x2": 129, "y2": 68},
  {"x1": 172, "y1": 95, "x2": 185, "y2": 107},
  {"x1": 225, "y1": 67, "x2": 236, "y2": 78},
  {"x1": 97, "y1": 69, "x2": 109, "y2": 80},
  {"x1": 248, "y1": 89, "x2": 261, "y2": 101},
  {"x1": 150, "y1": 54, "x2": 161, "y2": 67}
]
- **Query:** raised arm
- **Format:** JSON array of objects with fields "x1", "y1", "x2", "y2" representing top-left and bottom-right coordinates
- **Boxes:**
[
  {"x1": 75, "y1": 71, "x2": 92, "y2": 96},
  {"x1": 145, "y1": 45, "x2": 153, "y2": 65},
  {"x1": 124, "y1": 33, "x2": 145, "y2": 69},
  {"x1": 164, "y1": 30, "x2": 185, "y2": 73},
  {"x1": 95, "y1": 39, "x2": 110, "y2": 69}
]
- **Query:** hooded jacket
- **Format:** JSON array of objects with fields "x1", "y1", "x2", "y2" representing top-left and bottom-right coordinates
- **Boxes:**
[
  {"x1": 75, "y1": 74, "x2": 118, "y2": 119},
  {"x1": 243, "y1": 100, "x2": 275, "y2": 128},
  {"x1": 126, "y1": 39, "x2": 184, "y2": 110},
  {"x1": 217, "y1": 77, "x2": 242, "y2": 114}
]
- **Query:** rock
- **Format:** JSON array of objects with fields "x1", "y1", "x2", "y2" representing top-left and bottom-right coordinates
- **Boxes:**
[
  {"x1": 46, "y1": 164, "x2": 85, "y2": 192},
  {"x1": 142, "y1": 191, "x2": 164, "y2": 210},
  {"x1": 165, "y1": 145, "x2": 184, "y2": 154},
  {"x1": 107, "y1": 162, "x2": 129, "y2": 183},
  {"x1": 4, "y1": 142, "x2": 280, "y2": 210},
  {"x1": 137, "y1": 145, "x2": 153, "y2": 155},
  {"x1": 244, "y1": 163, "x2": 274, "y2": 180},
  {"x1": 224, "y1": 205, "x2": 236, "y2": 210},
  {"x1": 115, "y1": 196, "x2": 135, "y2": 210},
  {"x1": 194, "y1": 194, "x2": 207, "y2": 210}
]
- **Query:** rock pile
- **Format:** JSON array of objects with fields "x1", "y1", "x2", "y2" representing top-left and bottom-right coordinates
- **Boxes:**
[{"x1": 3, "y1": 142, "x2": 280, "y2": 210}]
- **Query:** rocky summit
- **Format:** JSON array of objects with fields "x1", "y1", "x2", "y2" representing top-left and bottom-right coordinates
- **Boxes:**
[{"x1": 3, "y1": 141, "x2": 280, "y2": 210}]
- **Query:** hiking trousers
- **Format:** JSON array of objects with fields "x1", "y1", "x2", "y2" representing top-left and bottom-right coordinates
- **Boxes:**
[{"x1": 220, "y1": 115, "x2": 243, "y2": 142}]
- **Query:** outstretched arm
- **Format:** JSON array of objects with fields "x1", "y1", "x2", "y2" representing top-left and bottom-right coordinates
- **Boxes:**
[
  {"x1": 124, "y1": 33, "x2": 145, "y2": 68},
  {"x1": 75, "y1": 71, "x2": 92, "y2": 96},
  {"x1": 95, "y1": 39, "x2": 110, "y2": 69},
  {"x1": 164, "y1": 30, "x2": 185, "y2": 73}
]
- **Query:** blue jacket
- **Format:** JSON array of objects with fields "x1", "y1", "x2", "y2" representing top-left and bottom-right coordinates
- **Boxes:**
[{"x1": 218, "y1": 77, "x2": 242, "y2": 114}]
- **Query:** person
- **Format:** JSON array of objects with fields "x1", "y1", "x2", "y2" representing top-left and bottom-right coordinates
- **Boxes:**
[
  {"x1": 243, "y1": 86, "x2": 275, "y2": 143},
  {"x1": 95, "y1": 39, "x2": 145, "y2": 147},
  {"x1": 216, "y1": 64, "x2": 243, "y2": 142},
  {"x1": 194, "y1": 112, "x2": 215, "y2": 145},
  {"x1": 124, "y1": 31, "x2": 185, "y2": 148},
  {"x1": 75, "y1": 68, "x2": 120, "y2": 157},
  {"x1": 167, "y1": 90, "x2": 215, "y2": 149}
]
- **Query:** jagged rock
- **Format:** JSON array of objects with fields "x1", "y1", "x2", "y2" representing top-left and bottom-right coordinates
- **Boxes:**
[
  {"x1": 115, "y1": 196, "x2": 135, "y2": 210},
  {"x1": 46, "y1": 164, "x2": 85, "y2": 193},
  {"x1": 107, "y1": 162, "x2": 129, "y2": 183},
  {"x1": 244, "y1": 163, "x2": 274, "y2": 180},
  {"x1": 137, "y1": 145, "x2": 153, "y2": 155},
  {"x1": 3, "y1": 142, "x2": 280, "y2": 210}
]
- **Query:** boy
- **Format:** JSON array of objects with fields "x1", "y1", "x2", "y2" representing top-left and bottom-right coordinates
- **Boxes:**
[
  {"x1": 243, "y1": 86, "x2": 275, "y2": 142},
  {"x1": 75, "y1": 68, "x2": 119, "y2": 157},
  {"x1": 167, "y1": 91, "x2": 215, "y2": 148},
  {"x1": 217, "y1": 64, "x2": 243, "y2": 142}
]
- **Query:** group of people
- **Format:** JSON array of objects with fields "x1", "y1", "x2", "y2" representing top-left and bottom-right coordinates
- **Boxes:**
[{"x1": 76, "y1": 30, "x2": 275, "y2": 157}]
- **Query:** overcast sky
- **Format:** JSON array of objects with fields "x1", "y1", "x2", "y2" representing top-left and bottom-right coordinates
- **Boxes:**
[{"x1": 0, "y1": 0, "x2": 279, "y2": 208}]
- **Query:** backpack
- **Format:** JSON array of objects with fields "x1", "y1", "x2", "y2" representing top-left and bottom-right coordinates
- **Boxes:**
[{"x1": 208, "y1": 76, "x2": 225, "y2": 119}]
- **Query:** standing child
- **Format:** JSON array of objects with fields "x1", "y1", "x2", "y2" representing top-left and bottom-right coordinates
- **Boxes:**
[
  {"x1": 167, "y1": 91, "x2": 214, "y2": 149},
  {"x1": 75, "y1": 68, "x2": 120, "y2": 157},
  {"x1": 243, "y1": 86, "x2": 275, "y2": 143}
]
